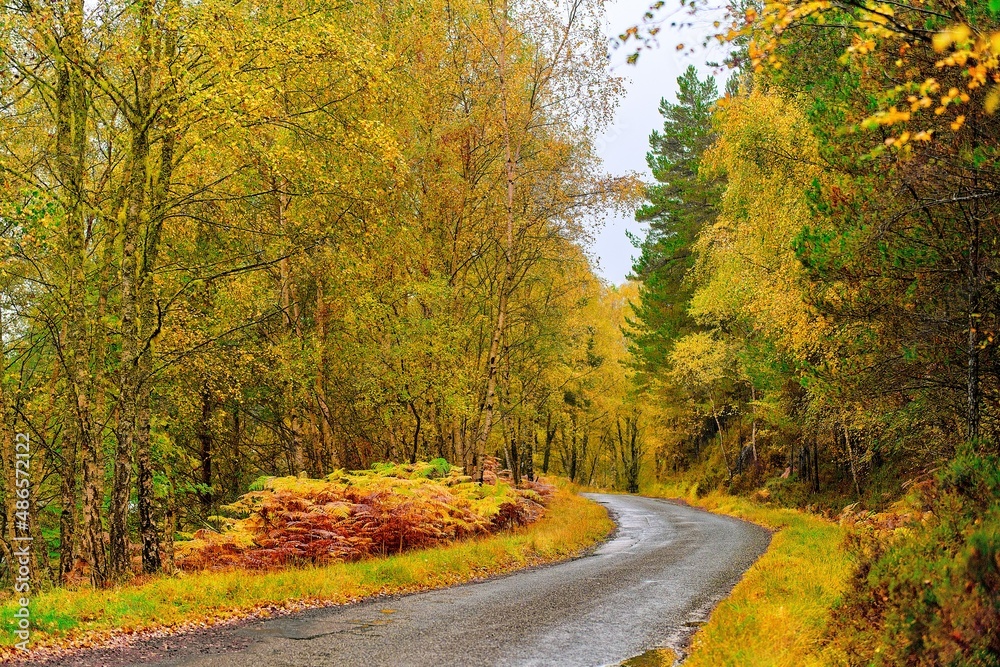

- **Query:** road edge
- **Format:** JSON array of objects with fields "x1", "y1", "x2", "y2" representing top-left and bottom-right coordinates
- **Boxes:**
[
  {"x1": 0, "y1": 487, "x2": 615, "y2": 666},
  {"x1": 643, "y1": 486, "x2": 850, "y2": 667}
]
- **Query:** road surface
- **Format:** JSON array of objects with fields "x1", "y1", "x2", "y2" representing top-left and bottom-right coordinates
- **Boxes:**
[{"x1": 41, "y1": 494, "x2": 772, "y2": 667}]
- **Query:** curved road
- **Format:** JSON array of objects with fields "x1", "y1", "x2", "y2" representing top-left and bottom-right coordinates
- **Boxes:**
[{"x1": 59, "y1": 494, "x2": 771, "y2": 667}]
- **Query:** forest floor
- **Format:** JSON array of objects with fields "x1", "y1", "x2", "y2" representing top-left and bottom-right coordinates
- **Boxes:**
[{"x1": 0, "y1": 478, "x2": 611, "y2": 664}]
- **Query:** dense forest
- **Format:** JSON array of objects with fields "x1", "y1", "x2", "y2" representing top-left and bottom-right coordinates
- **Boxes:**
[
  {"x1": 630, "y1": 8, "x2": 1000, "y2": 506},
  {"x1": 625, "y1": 0, "x2": 1000, "y2": 661},
  {"x1": 0, "y1": 0, "x2": 642, "y2": 589},
  {"x1": 1, "y1": 0, "x2": 1000, "y2": 661}
]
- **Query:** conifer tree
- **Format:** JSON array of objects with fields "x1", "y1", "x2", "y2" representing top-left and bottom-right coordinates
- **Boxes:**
[{"x1": 628, "y1": 66, "x2": 723, "y2": 377}]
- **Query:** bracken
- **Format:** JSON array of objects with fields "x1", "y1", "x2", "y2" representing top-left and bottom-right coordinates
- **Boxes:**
[{"x1": 176, "y1": 458, "x2": 553, "y2": 571}]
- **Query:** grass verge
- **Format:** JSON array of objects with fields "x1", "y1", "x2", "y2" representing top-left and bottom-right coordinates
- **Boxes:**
[
  {"x1": 0, "y1": 484, "x2": 611, "y2": 659},
  {"x1": 645, "y1": 482, "x2": 851, "y2": 667}
]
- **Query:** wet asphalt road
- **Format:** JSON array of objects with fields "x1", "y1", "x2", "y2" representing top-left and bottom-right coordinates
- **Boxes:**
[{"x1": 129, "y1": 493, "x2": 770, "y2": 667}]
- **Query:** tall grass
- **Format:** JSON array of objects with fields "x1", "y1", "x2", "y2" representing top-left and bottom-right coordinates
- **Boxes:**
[
  {"x1": 0, "y1": 486, "x2": 611, "y2": 657},
  {"x1": 645, "y1": 482, "x2": 850, "y2": 667}
]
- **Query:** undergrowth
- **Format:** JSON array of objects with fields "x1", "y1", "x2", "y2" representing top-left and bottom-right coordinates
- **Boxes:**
[
  {"x1": 824, "y1": 450, "x2": 1000, "y2": 667},
  {"x1": 177, "y1": 458, "x2": 548, "y2": 570},
  {"x1": 652, "y1": 452, "x2": 1000, "y2": 666}
]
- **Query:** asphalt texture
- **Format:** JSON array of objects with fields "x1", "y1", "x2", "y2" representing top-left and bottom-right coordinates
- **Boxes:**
[{"x1": 26, "y1": 494, "x2": 772, "y2": 667}]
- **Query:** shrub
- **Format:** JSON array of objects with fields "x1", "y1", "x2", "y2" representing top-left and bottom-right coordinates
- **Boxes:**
[
  {"x1": 176, "y1": 462, "x2": 552, "y2": 571},
  {"x1": 827, "y1": 451, "x2": 1000, "y2": 666}
]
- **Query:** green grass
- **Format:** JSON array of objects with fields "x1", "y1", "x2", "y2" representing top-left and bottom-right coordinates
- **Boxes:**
[
  {"x1": 0, "y1": 485, "x2": 612, "y2": 657},
  {"x1": 644, "y1": 482, "x2": 851, "y2": 667}
]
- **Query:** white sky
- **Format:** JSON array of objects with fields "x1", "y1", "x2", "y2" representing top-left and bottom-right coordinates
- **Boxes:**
[{"x1": 588, "y1": 0, "x2": 726, "y2": 285}]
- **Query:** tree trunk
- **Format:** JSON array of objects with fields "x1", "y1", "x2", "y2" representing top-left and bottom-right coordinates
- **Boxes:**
[
  {"x1": 85, "y1": 207, "x2": 116, "y2": 587},
  {"x1": 229, "y1": 408, "x2": 242, "y2": 496},
  {"x1": 57, "y1": 426, "x2": 77, "y2": 581},
  {"x1": 135, "y1": 349, "x2": 160, "y2": 574},
  {"x1": 314, "y1": 275, "x2": 337, "y2": 469},
  {"x1": 473, "y1": 285, "x2": 509, "y2": 481},
  {"x1": 276, "y1": 184, "x2": 306, "y2": 476},
  {"x1": 133, "y1": 14, "x2": 180, "y2": 574},
  {"x1": 843, "y1": 423, "x2": 862, "y2": 501},
  {"x1": 54, "y1": 0, "x2": 107, "y2": 585},
  {"x1": 162, "y1": 479, "x2": 176, "y2": 574},
  {"x1": 967, "y1": 214, "x2": 981, "y2": 443},
  {"x1": 628, "y1": 418, "x2": 641, "y2": 494},
  {"x1": 472, "y1": 2, "x2": 519, "y2": 482},
  {"x1": 198, "y1": 389, "x2": 214, "y2": 511},
  {"x1": 111, "y1": 0, "x2": 155, "y2": 580},
  {"x1": 111, "y1": 164, "x2": 141, "y2": 579},
  {"x1": 527, "y1": 429, "x2": 536, "y2": 481},
  {"x1": 812, "y1": 433, "x2": 820, "y2": 493},
  {"x1": 542, "y1": 414, "x2": 555, "y2": 474},
  {"x1": 510, "y1": 418, "x2": 521, "y2": 485},
  {"x1": 408, "y1": 400, "x2": 421, "y2": 465},
  {"x1": 710, "y1": 396, "x2": 732, "y2": 480}
]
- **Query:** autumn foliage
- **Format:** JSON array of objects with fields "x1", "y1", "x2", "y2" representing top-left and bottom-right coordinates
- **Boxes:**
[
  {"x1": 0, "y1": 0, "x2": 630, "y2": 591},
  {"x1": 826, "y1": 453, "x2": 1000, "y2": 665},
  {"x1": 175, "y1": 459, "x2": 552, "y2": 571}
]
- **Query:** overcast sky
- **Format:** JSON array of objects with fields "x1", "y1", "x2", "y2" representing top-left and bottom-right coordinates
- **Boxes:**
[{"x1": 588, "y1": 0, "x2": 725, "y2": 285}]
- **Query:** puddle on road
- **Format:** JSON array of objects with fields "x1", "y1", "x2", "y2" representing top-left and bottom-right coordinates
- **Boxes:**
[{"x1": 619, "y1": 648, "x2": 678, "y2": 667}]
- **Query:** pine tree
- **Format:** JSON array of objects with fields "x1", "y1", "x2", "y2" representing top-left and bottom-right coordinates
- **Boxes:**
[{"x1": 627, "y1": 66, "x2": 722, "y2": 376}]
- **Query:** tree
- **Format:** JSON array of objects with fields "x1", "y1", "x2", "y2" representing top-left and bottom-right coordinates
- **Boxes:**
[
  {"x1": 0, "y1": 0, "x2": 632, "y2": 590},
  {"x1": 628, "y1": 66, "x2": 723, "y2": 379}
]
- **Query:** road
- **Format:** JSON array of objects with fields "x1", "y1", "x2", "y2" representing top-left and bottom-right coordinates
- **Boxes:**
[{"x1": 46, "y1": 494, "x2": 771, "y2": 667}]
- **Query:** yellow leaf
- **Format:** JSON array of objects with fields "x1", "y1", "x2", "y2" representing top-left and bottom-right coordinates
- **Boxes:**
[
  {"x1": 987, "y1": 87, "x2": 1000, "y2": 114},
  {"x1": 933, "y1": 31, "x2": 953, "y2": 52}
]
